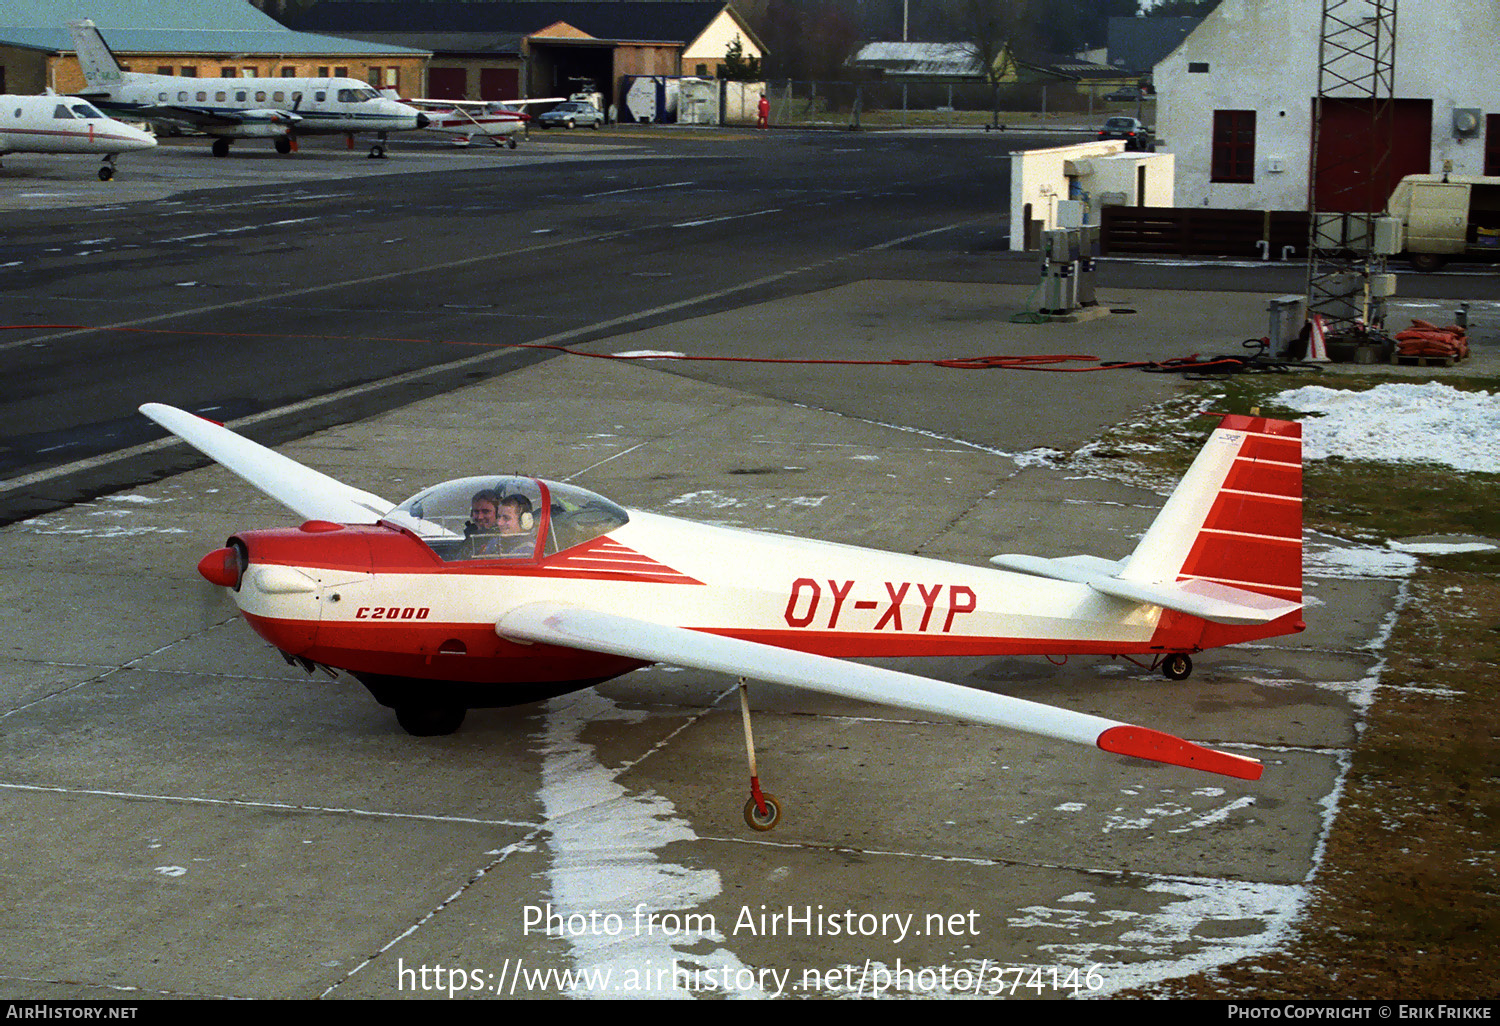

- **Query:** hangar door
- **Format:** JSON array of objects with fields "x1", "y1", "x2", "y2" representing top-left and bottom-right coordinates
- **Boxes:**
[
  {"x1": 1313, "y1": 98, "x2": 1433, "y2": 212},
  {"x1": 428, "y1": 67, "x2": 466, "y2": 99}
]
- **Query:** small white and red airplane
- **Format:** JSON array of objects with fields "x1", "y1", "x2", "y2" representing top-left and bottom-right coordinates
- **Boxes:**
[
  {"x1": 0, "y1": 92, "x2": 156, "y2": 179},
  {"x1": 140, "y1": 402, "x2": 1303, "y2": 830},
  {"x1": 392, "y1": 95, "x2": 567, "y2": 148}
]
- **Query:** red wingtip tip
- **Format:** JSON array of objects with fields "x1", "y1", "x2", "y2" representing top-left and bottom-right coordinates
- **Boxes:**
[{"x1": 1098, "y1": 725, "x2": 1263, "y2": 781}]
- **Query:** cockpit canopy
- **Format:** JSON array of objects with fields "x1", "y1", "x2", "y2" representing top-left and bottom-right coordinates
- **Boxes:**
[{"x1": 387, "y1": 476, "x2": 629, "y2": 562}]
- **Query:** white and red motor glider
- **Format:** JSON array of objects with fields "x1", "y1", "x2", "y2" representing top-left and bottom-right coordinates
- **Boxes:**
[{"x1": 141, "y1": 403, "x2": 1303, "y2": 830}]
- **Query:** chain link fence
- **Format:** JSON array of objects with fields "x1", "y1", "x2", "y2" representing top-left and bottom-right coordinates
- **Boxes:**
[{"x1": 766, "y1": 79, "x2": 1156, "y2": 130}]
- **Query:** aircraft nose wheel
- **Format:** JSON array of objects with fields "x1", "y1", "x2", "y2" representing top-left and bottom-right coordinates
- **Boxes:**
[
  {"x1": 738, "y1": 680, "x2": 784, "y2": 831},
  {"x1": 1162, "y1": 653, "x2": 1194, "y2": 681},
  {"x1": 97, "y1": 160, "x2": 115, "y2": 181}
]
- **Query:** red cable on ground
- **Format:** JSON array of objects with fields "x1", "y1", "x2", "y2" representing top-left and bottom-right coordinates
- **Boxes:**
[{"x1": 0, "y1": 323, "x2": 1267, "y2": 375}]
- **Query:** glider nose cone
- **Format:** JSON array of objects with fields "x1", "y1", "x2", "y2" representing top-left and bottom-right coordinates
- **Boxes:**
[{"x1": 198, "y1": 546, "x2": 243, "y2": 589}]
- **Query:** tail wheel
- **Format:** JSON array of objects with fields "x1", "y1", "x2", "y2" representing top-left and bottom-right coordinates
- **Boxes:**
[
  {"x1": 1162, "y1": 653, "x2": 1193, "y2": 681},
  {"x1": 744, "y1": 793, "x2": 782, "y2": 831}
]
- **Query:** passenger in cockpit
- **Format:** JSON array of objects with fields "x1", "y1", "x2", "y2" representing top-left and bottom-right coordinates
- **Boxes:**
[{"x1": 495, "y1": 494, "x2": 537, "y2": 555}]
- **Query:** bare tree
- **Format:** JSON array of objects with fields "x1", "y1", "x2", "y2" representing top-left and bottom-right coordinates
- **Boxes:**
[{"x1": 941, "y1": 0, "x2": 1037, "y2": 126}]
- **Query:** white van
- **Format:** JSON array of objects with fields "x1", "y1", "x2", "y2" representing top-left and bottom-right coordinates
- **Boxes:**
[{"x1": 1387, "y1": 174, "x2": 1500, "y2": 271}]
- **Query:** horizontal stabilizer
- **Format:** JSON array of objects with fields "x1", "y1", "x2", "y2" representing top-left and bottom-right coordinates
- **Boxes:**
[
  {"x1": 992, "y1": 553, "x2": 1298, "y2": 625},
  {"x1": 990, "y1": 553, "x2": 1124, "y2": 584},
  {"x1": 497, "y1": 601, "x2": 1263, "y2": 781},
  {"x1": 139, "y1": 403, "x2": 395, "y2": 524}
]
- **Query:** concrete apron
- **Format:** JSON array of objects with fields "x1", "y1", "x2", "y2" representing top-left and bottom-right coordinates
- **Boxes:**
[{"x1": 0, "y1": 341, "x2": 1399, "y2": 999}]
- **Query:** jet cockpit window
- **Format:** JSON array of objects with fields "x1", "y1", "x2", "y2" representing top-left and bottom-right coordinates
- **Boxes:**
[
  {"x1": 52, "y1": 104, "x2": 75, "y2": 119},
  {"x1": 337, "y1": 87, "x2": 380, "y2": 103},
  {"x1": 388, "y1": 477, "x2": 628, "y2": 562},
  {"x1": 70, "y1": 103, "x2": 103, "y2": 119}
]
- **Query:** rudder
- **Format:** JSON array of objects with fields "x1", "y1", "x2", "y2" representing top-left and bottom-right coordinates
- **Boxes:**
[{"x1": 1121, "y1": 414, "x2": 1302, "y2": 608}]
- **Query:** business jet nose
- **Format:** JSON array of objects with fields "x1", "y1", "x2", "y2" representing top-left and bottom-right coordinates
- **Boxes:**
[{"x1": 124, "y1": 124, "x2": 158, "y2": 150}]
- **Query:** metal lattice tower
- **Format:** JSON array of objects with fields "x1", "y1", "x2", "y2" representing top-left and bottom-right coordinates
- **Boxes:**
[{"x1": 1306, "y1": 0, "x2": 1398, "y2": 331}]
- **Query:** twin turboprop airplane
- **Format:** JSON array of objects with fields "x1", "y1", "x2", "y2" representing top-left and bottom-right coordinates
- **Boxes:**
[
  {"x1": 140, "y1": 402, "x2": 1303, "y2": 830},
  {"x1": 67, "y1": 20, "x2": 428, "y2": 159},
  {"x1": 0, "y1": 92, "x2": 156, "y2": 179}
]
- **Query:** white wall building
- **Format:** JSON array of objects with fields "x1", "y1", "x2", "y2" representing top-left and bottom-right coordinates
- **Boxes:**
[
  {"x1": 1009, "y1": 141, "x2": 1175, "y2": 249},
  {"x1": 1155, "y1": 0, "x2": 1500, "y2": 211}
]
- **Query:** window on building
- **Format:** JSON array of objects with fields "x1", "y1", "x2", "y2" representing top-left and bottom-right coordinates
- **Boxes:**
[
  {"x1": 696, "y1": 64, "x2": 708, "y2": 76},
  {"x1": 1188, "y1": 62, "x2": 1209, "y2": 73},
  {"x1": 180, "y1": 66, "x2": 197, "y2": 77},
  {"x1": 335, "y1": 67, "x2": 349, "y2": 78},
  {"x1": 281, "y1": 67, "x2": 297, "y2": 78},
  {"x1": 318, "y1": 66, "x2": 330, "y2": 77},
  {"x1": 156, "y1": 66, "x2": 173, "y2": 76},
  {"x1": 221, "y1": 67, "x2": 235, "y2": 77},
  {"x1": 1211, "y1": 109, "x2": 1256, "y2": 183}
]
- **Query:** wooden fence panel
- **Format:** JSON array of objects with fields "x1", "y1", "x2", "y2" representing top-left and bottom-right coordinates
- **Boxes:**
[{"x1": 1101, "y1": 206, "x2": 1310, "y2": 259}]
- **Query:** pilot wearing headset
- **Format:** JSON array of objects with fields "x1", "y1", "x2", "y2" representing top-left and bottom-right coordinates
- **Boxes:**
[
  {"x1": 494, "y1": 493, "x2": 536, "y2": 555},
  {"x1": 467, "y1": 489, "x2": 535, "y2": 557}
]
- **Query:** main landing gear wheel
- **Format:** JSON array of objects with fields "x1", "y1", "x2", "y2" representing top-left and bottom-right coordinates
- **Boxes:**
[
  {"x1": 1162, "y1": 653, "x2": 1193, "y2": 681},
  {"x1": 744, "y1": 793, "x2": 783, "y2": 831},
  {"x1": 736, "y1": 679, "x2": 785, "y2": 831},
  {"x1": 274, "y1": 136, "x2": 292, "y2": 155},
  {"x1": 395, "y1": 703, "x2": 466, "y2": 736},
  {"x1": 211, "y1": 138, "x2": 232, "y2": 158}
]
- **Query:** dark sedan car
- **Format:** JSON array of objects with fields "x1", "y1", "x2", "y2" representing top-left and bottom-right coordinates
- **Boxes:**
[
  {"x1": 1098, "y1": 116, "x2": 1154, "y2": 151},
  {"x1": 537, "y1": 101, "x2": 604, "y2": 130}
]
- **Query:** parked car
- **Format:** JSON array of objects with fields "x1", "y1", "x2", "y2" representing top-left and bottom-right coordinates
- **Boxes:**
[
  {"x1": 537, "y1": 101, "x2": 604, "y2": 130},
  {"x1": 1105, "y1": 85, "x2": 1153, "y2": 102},
  {"x1": 1097, "y1": 116, "x2": 1154, "y2": 151}
]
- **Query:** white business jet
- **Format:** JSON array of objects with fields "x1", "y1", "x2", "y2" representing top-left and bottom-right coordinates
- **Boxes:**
[
  {"x1": 0, "y1": 92, "x2": 156, "y2": 179},
  {"x1": 67, "y1": 19, "x2": 429, "y2": 159}
]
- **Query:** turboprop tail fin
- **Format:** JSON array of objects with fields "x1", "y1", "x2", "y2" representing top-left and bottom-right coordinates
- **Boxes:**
[{"x1": 67, "y1": 20, "x2": 125, "y2": 90}]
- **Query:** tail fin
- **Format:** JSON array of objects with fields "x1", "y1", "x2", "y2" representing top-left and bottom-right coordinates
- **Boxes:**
[
  {"x1": 67, "y1": 20, "x2": 124, "y2": 89},
  {"x1": 1121, "y1": 414, "x2": 1302, "y2": 607}
]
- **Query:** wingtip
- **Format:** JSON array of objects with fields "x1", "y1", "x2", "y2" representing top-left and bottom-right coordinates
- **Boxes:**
[{"x1": 1097, "y1": 725, "x2": 1263, "y2": 781}]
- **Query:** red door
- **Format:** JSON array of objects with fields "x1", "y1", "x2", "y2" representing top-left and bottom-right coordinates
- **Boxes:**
[
  {"x1": 480, "y1": 69, "x2": 519, "y2": 102},
  {"x1": 427, "y1": 67, "x2": 467, "y2": 100},
  {"x1": 1312, "y1": 98, "x2": 1432, "y2": 211}
]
